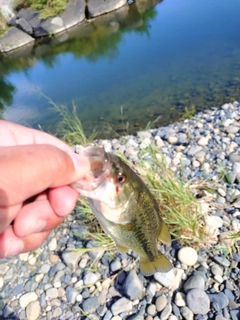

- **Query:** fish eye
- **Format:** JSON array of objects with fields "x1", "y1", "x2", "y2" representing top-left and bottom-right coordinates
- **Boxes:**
[{"x1": 114, "y1": 173, "x2": 126, "y2": 184}]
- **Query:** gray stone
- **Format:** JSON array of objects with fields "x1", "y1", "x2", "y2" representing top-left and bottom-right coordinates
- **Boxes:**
[
  {"x1": 16, "y1": 18, "x2": 33, "y2": 34},
  {"x1": 123, "y1": 270, "x2": 143, "y2": 300},
  {"x1": 208, "y1": 292, "x2": 229, "y2": 309},
  {"x1": 0, "y1": 27, "x2": 34, "y2": 52},
  {"x1": 180, "y1": 306, "x2": 194, "y2": 320},
  {"x1": 147, "y1": 304, "x2": 156, "y2": 316},
  {"x1": 225, "y1": 126, "x2": 239, "y2": 133},
  {"x1": 211, "y1": 264, "x2": 223, "y2": 276},
  {"x1": 187, "y1": 145, "x2": 203, "y2": 156},
  {"x1": 87, "y1": 0, "x2": 127, "y2": 18},
  {"x1": 24, "y1": 279, "x2": 38, "y2": 292},
  {"x1": 229, "y1": 154, "x2": 240, "y2": 163},
  {"x1": 83, "y1": 272, "x2": 100, "y2": 285},
  {"x1": 61, "y1": 249, "x2": 82, "y2": 270},
  {"x1": 82, "y1": 297, "x2": 101, "y2": 314},
  {"x1": 137, "y1": 131, "x2": 152, "y2": 139},
  {"x1": 223, "y1": 289, "x2": 235, "y2": 301},
  {"x1": 110, "y1": 260, "x2": 122, "y2": 272},
  {"x1": 183, "y1": 274, "x2": 205, "y2": 292},
  {"x1": 3, "y1": 305, "x2": 13, "y2": 318},
  {"x1": 229, "y1": 309, "x2": 240, "y2": 320},
  {"x1": 213, "y1": 256, "x2": 230, "y2": 267},
  {"x1": 19, "y1": 292, "x2": 38, "y2": 308},
  {"x1": 111, "y1": 297, "x2": 133, "y2": 316},
  {"x1": 17, "y1": 8, "x2": 38, "y2": 21},
  {"x1": 52, "y1": 307, "x2": 62, "y2": 318},
  {"x1": 41, "y1": 263, "x2": 51, "y2": 274},
  {"x1": 186, "y1": 289, "x2": 210, "y2": 314},
  {"x1": 155, "y1": 295, "x2": 167, "y2": 312},
  {"x1": 154, "y1": 269, "x2": 174, "y2": 288},
  {"x1": 46, "y1": 287, "x2": 58, "y2": 299},
  {"x1": 160, "y1": 303, "x2": 172, "y2": 320},
  {"x1": 26, "y1": 300, "x2": 41, "y2": 320},
  {"x1": 66, "y1": 286, "x2": 79, "y2": 304}
]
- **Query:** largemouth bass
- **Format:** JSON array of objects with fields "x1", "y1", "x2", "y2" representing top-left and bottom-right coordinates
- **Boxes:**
[{"x1": 73, "y1": 147, "x2": 173, "y2": 275}]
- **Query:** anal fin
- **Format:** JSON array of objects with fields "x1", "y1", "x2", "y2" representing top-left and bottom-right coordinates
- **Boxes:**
[{"x1": 158, "y1": 221, "x2": 171, "y2": 247}]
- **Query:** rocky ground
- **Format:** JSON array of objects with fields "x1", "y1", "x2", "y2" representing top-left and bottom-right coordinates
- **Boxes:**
[{"x1": 0, "y1": 102, "x2": 240, "y2": 320}]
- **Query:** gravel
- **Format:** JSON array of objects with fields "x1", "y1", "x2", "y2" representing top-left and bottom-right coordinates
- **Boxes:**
[{"x1": 0, "y1": 101, "x2": 240, "y2": 319}]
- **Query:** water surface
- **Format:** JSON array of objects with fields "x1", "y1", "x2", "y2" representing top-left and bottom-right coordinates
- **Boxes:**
[{"x1": 0, "y1": 0, "x2": 240, "y2": 138}]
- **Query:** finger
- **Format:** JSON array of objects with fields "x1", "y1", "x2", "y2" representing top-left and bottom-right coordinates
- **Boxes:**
[
  {"x1": 0, "y1": 203, "x2": 21, "y2": 234},
  {"x1": 48, "y1": 185, "x2": 79, "y2": 217},
  {"x1": 0, "y1": 144, "x2": 90, "y2": 206},
  {"x1": 0, "y1": 225, "x2": 51, "y2": 258},
  {"x1": 0, "y1": 120, "x2": 73, "y2": 151},
  {"x1": 13, "y1": 196, "x2": 64, "y2": 237}
]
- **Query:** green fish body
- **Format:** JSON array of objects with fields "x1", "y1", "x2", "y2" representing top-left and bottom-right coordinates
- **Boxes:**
[{"x1": 75, "y1": 148, "x2": 173, "y2": 276}]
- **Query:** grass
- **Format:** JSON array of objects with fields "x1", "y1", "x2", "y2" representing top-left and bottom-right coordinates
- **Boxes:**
[
  {"x1": 15, "y1": 0, "x2": 67, "y2": 19},
  {"x1": 42, "y1": 95, "x2": 97, "y2": 145},
  {"x1": 0, "y1": 13, "x2": 9, "y2": 35}
]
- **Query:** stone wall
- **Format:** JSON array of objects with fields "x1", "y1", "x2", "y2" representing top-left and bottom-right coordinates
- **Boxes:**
[{"x1": 0, "y1": 0, "x2": 132, "y2": 53}]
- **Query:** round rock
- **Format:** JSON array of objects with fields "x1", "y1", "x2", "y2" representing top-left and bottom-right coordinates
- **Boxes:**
[
  {"x1": 178, "y1": 247, "x2": 198, "y2": 266},
  {"x1": 186, "y1": 289, "x2": 210, "y2": 314}
]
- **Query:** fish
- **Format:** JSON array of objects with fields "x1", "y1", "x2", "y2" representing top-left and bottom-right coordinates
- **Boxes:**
[{"x1": 73, "y1": 146, "x2": 173, "y2": 276}]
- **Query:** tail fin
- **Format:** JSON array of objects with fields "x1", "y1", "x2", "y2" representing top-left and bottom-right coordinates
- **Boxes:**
[{"x1": 140, "y1": 253, "x2": 173, "y2": 276}]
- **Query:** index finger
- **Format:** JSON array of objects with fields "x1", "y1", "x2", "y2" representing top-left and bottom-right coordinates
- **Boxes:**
[{"x1": 0, "y1": 120, "x2": 73, "y2": 152}]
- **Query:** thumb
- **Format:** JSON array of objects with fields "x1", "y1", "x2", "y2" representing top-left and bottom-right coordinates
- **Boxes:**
[{"x1": 0, "y1": 144, "x2": 90, "y2": 206}]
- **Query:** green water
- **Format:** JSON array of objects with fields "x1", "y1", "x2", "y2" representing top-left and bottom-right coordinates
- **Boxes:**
[{"x1": 0, "y1": 0, "x2": 240, "y2": 138}]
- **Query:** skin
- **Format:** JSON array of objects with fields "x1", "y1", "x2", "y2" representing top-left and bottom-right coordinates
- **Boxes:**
[{"x1": 0, "y1": 120, "x2": 90, "y2": 258}]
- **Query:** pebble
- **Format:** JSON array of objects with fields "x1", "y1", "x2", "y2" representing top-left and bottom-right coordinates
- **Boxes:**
[
  {"x1": 183, "y1": 274, "x2": 205, "y2": 292},
  {"x1": 174, "y1": 292, "x2": 186, "y2": 307},
  {"x1": 178, "y1": 247, "x2": 198, "y2": 266},
  {"x1": 65, "y1": 286, "x2": 79, "y2": 303},
  {"x1": 111, "y1": 297, "x2": 133, "y2": 316},
  {"x1": 213, "y1": 256, "x2": 231, "y2": 267},
  {"x1": 155, "y1": 295, "x2": 167, "y2": 311},
  {"x1": 26, "y1": 301, "x2": 41, "y2": 320},
  {"x1": 19, "y1": 292, "x2": 38, "y2": 309},
  {"x1": 82, "y1": 297, "x2": 101, "y2": 314},
  {"x1": 186, "y1": 289, "x2": 210, "y2": 314},
  {"x1": 147, "y1": 304, "x2": 156, "y2": 316},
  {"x1": 61, "y1": 249, "x2": 82, "y2": 270},
  {"x1": 181, "y1": 306, "x2": 194, "y2": 320},
  {"x1": 123, "y1": 270, "x2": 143, "y2": 300},
  {"x1": 46, "y1": 287, "x2": 58, "y2": 299},
  {"x1": 154, "y1": 269, "x2": 175, "y2": 288},
  {"x1": 208, "y1": 292, "x2": 229, "y2": 309},
  {"x1": 160, "y1": 303, "x2": 172, "y2": 320}
]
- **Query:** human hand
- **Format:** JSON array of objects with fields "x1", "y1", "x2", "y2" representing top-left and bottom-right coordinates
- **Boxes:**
[{"x1": 0, "y1": 120, "x2": 90, "y2": 258}]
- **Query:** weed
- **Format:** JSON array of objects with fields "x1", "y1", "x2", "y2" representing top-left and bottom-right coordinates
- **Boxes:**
[
  {"x1": 15, "y1": 0, "x2": 67, "y2": 19},
  {"x1": 42, "y1": 95, "x2": 96, "y2": 145},
  {"x1": 136, "y1": 144, "x2": 209, "y2": 248}
]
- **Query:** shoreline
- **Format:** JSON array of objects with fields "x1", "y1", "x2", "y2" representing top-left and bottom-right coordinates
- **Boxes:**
[{"x1": 0, "y1": 101, "x2": 240, "y2": 320}]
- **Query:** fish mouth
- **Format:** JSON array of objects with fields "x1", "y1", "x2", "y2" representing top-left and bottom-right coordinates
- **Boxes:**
[{"x1": 72, "y1": 146, "x2": 110, "y2": 192}]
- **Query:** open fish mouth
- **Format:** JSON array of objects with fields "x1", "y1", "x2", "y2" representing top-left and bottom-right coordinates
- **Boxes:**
[{"x1": 72, "y1": 146, "x2": 110, "y2": 192}]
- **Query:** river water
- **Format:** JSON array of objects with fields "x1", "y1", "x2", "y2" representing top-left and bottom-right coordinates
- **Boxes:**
[{"x1": 0, "y1": 0, "x2": 240, "y2": 138}]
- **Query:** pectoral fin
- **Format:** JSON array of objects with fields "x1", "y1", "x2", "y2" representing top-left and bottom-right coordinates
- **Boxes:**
[
  {"x1": 158, "y1": 221, "x2": 171, "y2": 247},
  {"x1": 116, "y1": 244, "x2": 128, "y2": 254},
  {"x1": 140, "y1": 253, "x2": 173, "y2": 276}
]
